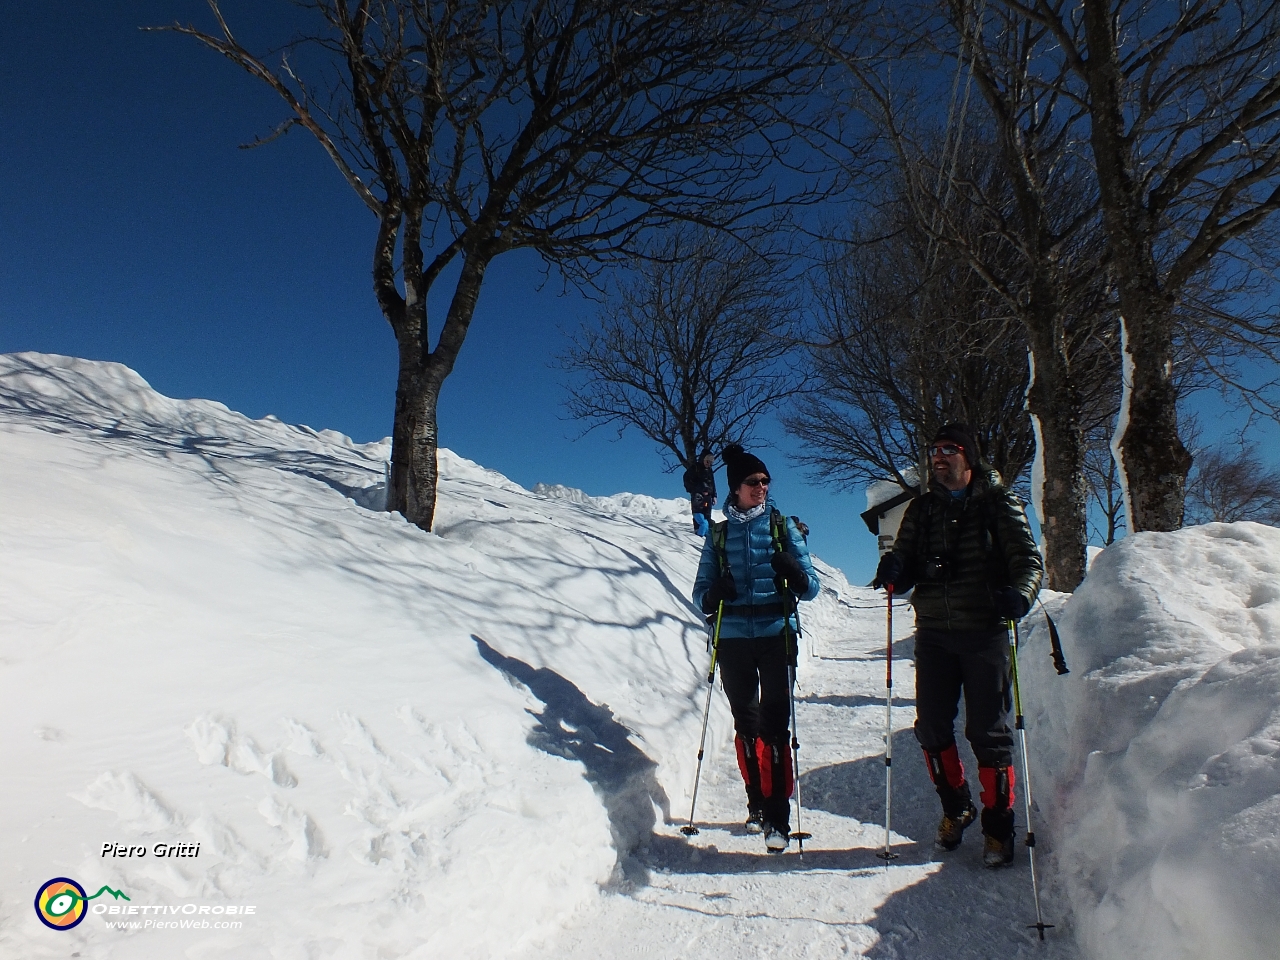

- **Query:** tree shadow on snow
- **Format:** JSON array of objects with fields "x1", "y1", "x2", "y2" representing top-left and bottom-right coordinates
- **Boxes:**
[{"x1": 473, "y1": 636, "x2": 671, "y2": 889}]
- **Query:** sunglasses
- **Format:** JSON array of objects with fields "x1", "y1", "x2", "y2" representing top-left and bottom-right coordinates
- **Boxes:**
[
  {"x1": 742, "y1": 476, "x2": 771, "y2": 488},
  {"x1": 929, "y1": 443, "x2": 964, "y2": 458}
]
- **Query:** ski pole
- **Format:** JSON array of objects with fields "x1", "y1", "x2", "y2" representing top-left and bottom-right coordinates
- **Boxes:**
[
  {"x1": 876, "y1": 584, "x2": 899, "y2": 862},
  {"x1": 681, "y1": 601, "x2": 724, "y2": 837},
  {"x1": 783, "y1": 586, "x2": 811, "y2": 852},
  {"x1": 1009, "y1": 619, "x2": 1053, "y2": 939}
]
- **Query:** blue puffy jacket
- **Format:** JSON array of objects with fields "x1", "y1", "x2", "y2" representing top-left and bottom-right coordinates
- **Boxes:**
[{"x1": 691, "y1": 500, "x2": 819, "y2": 640}]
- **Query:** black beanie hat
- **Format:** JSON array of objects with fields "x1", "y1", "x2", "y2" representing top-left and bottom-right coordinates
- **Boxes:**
[
  {"x1": 723, "y1": 443, "x2": 770, "y2": 491},
  {"x1": 931, "y1": 423, "x2": 980, "y2": 468}
]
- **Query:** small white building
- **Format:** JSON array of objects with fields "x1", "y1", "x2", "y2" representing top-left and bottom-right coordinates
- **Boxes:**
[{"x1": 860, "y1": 470, "x2": 920, "y2": 557}]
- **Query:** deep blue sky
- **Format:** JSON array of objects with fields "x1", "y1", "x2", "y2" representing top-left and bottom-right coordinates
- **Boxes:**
[{"x1": 1, "y1": 3, "x2": 879, "y2": 581}]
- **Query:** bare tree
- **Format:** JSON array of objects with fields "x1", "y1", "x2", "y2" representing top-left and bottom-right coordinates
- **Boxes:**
[
  {"x1": 942, "y1": 0, "x2": 1122, "y2": 590},
  {"x1": 1003, "y1": 0, "x2": 1280, "y2": 532},
  {"x1": 1185, "y1": 441, "x2": 1280, "y2": 524},
  {"x1": 158, "y1": 0, "x2": 822, "y2": 530},
  {"x1": 822, "y1": 0, "x2": 1119, "y2": 589},
  {"x1": 559, "y1": 227, "x2": 803, "y2": 472},
  {"x1": 787, "y1": 184, "x2": 1037, "y2": 496}
]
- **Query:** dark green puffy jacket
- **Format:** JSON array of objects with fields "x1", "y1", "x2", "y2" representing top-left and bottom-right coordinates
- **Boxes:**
[{"x1": 890, "y1": 466, "x2": 1043, "y2": 634}]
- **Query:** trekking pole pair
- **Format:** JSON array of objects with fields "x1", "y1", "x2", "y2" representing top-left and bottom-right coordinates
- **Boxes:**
[
  {"x1": 681, "y1": 602, "x2": 724, "y2": 836},
  {"x1": 1009, "y1": 618, "x2": 1053, "y2": 939}
]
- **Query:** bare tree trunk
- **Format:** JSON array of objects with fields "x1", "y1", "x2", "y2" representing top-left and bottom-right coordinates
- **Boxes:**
[
  {"x1": 387, "y1": 251, "x2": 490, "y2": 530},
  {"x1": 1116, "y1": 304, "x2": 1191, "y2": 531},
  {"x1": 1022, "y1": 298, "x2": 1089, "y2": 590},
  {"x1": 390, "y1": 361, "x2": 442, "y2": 529}
]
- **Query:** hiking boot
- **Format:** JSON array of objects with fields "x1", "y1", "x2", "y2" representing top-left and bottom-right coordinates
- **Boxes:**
[
  {"x1": 745, "y1": 810, "x2": 765, "y2": 835},
  {"x1": 935, "y1": 802, "x2": 977, "y2": 851},
  {"x1": 983, "y1": 833, "x2": 1016, "y2": 868},
  {"x1": 764, "y1": 824, "x2": 790, "y2": 853}
]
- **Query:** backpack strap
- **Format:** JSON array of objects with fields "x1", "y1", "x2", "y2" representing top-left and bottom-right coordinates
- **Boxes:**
[
  {"x1": 769, "y1": 507, "x2": 784, "y2": 555},
  {"x1": 711, "y1": 519, "x2": 730, "y2": 578}
]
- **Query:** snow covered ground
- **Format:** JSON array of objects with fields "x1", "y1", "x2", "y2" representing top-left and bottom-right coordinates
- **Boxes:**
[{"x1": 1, "y1": 353, "x2": 1276, "y2": 959}]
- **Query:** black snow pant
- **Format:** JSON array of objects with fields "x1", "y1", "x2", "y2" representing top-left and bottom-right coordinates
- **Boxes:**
[
  {"x1": 913, "y1": 627, "x2": 1016, "y2": 839},
  {"x1": 717, "y1": 634, "x2": 794, "y2": 831}
]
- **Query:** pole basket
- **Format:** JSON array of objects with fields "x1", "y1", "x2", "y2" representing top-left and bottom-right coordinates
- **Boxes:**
[
  {"x1": 875, "y1": 849, "x2": 899, "y2": 862},
  {"x1": 680, "y1": 825, "x2": 700, "y2": 836},
  {"x1": 1028, "y1": 921, "x2": 1055, "y2": 940}
]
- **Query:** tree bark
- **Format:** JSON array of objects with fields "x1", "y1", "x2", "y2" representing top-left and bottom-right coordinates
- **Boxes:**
[
  {"x1": 1116, "y1": 303, "x2": 1192, "y2": 530},
  {"x1": 388, "y1": 250, "x2": 490, "y2": 531},
  {"x1": 390, "y1": 359, "x2": 441, "y2": 530},
  {"x1": 1023, "y1": 309, "x2": 1089, "y2": 591}
]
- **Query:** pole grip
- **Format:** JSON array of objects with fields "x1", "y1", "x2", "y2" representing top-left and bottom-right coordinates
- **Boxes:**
[
  {"x1": 707, "y1": 601, "x2": 724, "y2": 683},
  {"x1": 885, "y1": 584, "x2": 894, "y2": 686},
  {"x1": 1008, "y1": 619, "x2": 1025, "y2": 720}
]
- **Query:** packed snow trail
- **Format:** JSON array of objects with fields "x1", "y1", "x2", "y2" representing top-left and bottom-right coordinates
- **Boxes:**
[{"x1": 516, "y1": 596, "x2": 1080, "y2": 960}]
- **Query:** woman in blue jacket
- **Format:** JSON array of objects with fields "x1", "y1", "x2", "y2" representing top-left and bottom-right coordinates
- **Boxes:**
[{"x1": 691, "y1": 444, "x2": 819, "y2": 852}]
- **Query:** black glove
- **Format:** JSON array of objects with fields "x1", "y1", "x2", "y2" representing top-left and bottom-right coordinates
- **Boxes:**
[
  {"x1": 873, "y1": 553, "x2": 903, "y2": 590},
  {"x1": 993, "y1": 586, "x2": 1031, "y2": 620},
  {"x1": 701, "y1": 574, "x2": 737, "y2": 614},
  {"x1": 770, "y1": 551, "x2": 809, "y2": 595}
]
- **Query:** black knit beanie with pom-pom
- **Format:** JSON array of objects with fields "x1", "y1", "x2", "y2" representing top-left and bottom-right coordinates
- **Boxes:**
[{"x1": 722, "y1": 443, "x2": 771, "y2": 492}]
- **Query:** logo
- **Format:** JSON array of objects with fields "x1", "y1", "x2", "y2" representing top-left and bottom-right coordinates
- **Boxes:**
[{"x1": 34, "y1": 878, "x2": 129, "y2": 931}]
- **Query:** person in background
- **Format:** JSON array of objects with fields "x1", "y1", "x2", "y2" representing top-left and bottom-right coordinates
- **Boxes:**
[
  {"x1": 683, "y1": 452, "x2": 717, "y2": 537},
  {"x1": 692, "y1": 444, "x2": 819, "y2": 853},
  {"x1": 874, "y1": 423, "x2": 1043, "y2": 867}
]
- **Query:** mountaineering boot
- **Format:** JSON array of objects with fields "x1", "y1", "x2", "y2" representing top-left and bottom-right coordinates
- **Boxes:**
[
  {"x1": 983, "y1": 832, "x2": 1016, "y2": 868},
  {"x1": 923, "y1": 745, "x2": 976, "y2": 850},
  {"x1": 764, "y1": 824, "x2": 789, "y2": 853},
  {"x1": 979, "y1": 764, "x2": 1016, "y2": 867},
  {"x1": 745, "y1": 809, "x2": 765, "y2": 834},
  {"x1": 936, "y1": 802, "x2": 977, "y2": 851}
]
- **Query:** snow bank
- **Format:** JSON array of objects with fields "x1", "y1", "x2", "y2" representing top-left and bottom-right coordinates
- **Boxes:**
[
  {"x1": 0, "y1": 352, "x2": 748, "y2": 958},
  {"x1": 1020, "y1": 524, "x2": 1280, "y2": 960},
  {"x1": 0, "y1": 352, "x2": 856, "y2": 959}
]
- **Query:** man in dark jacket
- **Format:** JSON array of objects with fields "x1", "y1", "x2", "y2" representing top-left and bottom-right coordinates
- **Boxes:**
[
  {"x1": 683, "y1": 452, "x2": 717, "y2": 537},
  {"x1": 874, "y1": 424, "x2": 1043, "y2": 867}
]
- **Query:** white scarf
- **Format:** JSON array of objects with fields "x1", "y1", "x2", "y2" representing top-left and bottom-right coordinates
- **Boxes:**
[{"x1": 727, "y1": 502, "x2": 768, "y2": 524}]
